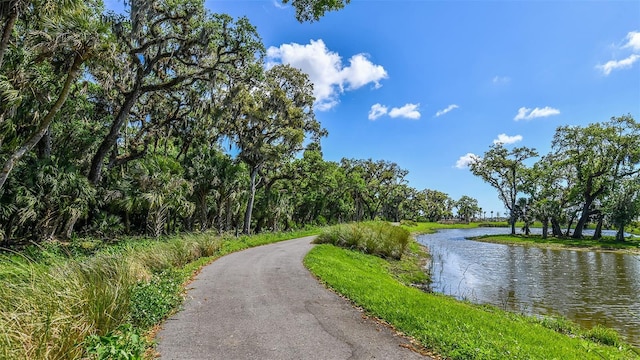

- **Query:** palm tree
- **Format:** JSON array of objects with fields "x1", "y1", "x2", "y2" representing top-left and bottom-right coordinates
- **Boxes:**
[{"x1": 0, "y1": 1, "x2": 109, "y2": 190}]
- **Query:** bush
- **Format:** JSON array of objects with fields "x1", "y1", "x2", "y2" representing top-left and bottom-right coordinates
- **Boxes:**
[
  {"x1": 85, "y1": 324, "x2": 147, "y2": 360},
  {"x1": 314, "y1": 222, "x2": 410, "y2": 260},
  {"x1": 129, "y1": 269, "x2": 183, "y2": 328},
  {"x1": 585, "y1": 325, "x2": 621, "y2": 347}
]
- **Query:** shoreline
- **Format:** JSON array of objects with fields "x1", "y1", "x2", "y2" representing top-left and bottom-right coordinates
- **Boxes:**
[{"x1": 469, "y1": 233, "x2": 640, "y2": 255}]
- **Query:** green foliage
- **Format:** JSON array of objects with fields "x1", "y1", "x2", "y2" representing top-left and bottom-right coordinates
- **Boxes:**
[
  {"x1": 585, "y1": 325, "x2": 622, "y2": 347},
  {"x1": 0, "y1": 229, "x2": 321, "y2": 358},
  {"x1": 129, "y1": 269, "x2": 183, "y2": 328},
  {"x1": 85, "y1": 324, "x2": 147, "y2": 360},
  {"x1": 304, "y1": 244, "x2": 638, "y2": 360},
  {"x1": 315, "y1": 222, "x2": 410, "y2": 259}
]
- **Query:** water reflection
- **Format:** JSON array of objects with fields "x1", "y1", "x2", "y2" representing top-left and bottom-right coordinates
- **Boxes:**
[{"x1": 418, "y1": 228, "x2": 640, "y2": 347}]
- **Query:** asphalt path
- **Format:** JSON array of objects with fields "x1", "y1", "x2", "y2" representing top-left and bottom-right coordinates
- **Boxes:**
[{"x1": 156, "y1": 236, "x2": 430, "y2": 359}]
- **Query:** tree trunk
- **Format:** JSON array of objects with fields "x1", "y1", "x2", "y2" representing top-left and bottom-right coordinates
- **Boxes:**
[
  {"x1": 243, "y1": 166, "x2": 259, "y2": 234},
  {"x1": 0, "y1": 54, "x2": 84, "y2": 190},
  {"x1": 0, "y1": 6, "x2": 18, "y2": 68},
  {"x1": 551, "y1": 217, "x2": 562, "y2": 237},
  {"x1": 572, "y1": 200, "x2": 594, "y2": 239},
  {"x1": 509, "y1": 211, "x2": 516, "y2": 235},
  {"x1": 616, "y1": 224, "x2": 625, "y2": 242},
  {"x1": 542, "y1": 218, "x2": 548, "y2": 239},
  {"x1": 88, "y1": 87, "x2": 141, "y2": 185},
  {"x1": 592, "y1": 214, "x2": 603, "y2": 240}
]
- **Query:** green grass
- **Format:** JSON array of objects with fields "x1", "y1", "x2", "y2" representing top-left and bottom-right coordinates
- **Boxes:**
[
  {"x1": 314, "y1": 221, "x2": 410, "y2": 259},
  {"x1": 399, "y1": 221, "x2": 488, "y2": 234},
  {"x1": 0, "y1": 228, "x2": 320, "y2": 360},
  {"x1": 304, "y1": 244, "x2": 639, "y2": 360},
  {"x1": 473, "y1": 234, "x2": 640, "y2": 253}
]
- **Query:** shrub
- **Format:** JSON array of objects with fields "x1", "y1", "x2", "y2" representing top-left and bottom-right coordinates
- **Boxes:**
[
  {"x1": 315, "y1": 222, "x2": 410, "y2": 260},
  {"x1": 85, "y1": 324, "x2": 147, "y2": 360},
  {"x1": 585, "y1": 325, "x2": 621, "y2": 347},
  {"x1": 129, "y1": 269, "x2": 183, "y2": 328}
]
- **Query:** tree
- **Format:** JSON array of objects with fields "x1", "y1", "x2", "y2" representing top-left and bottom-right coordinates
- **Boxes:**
[
  {"x1": 282, "y1": 0, "x2": 351, "y2": 22},
  {"x1": 605, "y1": 176, "x2": 640, "y2": 241},
  {"x1": 87, "y1": 1, "x2": 263, "y2": 184},
  {"x1": 456, "y1": 195, "x2": 479, "y2": 224},
  {"x1": 0, "y1": 0, "x2": 109, "y2": 190},
  {"x1": 551, "y1": 115, "x2": 640, "y2": 239},
  {"x1": 220, "y1": 64, "x2": 323, "y2": 234},
  {"x1": 470, "y1": 144, "x2": 538, "y2": 235}
]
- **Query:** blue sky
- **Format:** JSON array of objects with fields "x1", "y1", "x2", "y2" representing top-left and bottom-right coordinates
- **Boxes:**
[{"x1": 106, "y1": 0, "x2": 640, "y2": 216}]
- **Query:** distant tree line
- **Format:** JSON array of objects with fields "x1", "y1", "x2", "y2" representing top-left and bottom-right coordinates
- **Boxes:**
[
  {"x1": 470, "y1": 115, "x2": 640, "y2": 241},
  {"x1": 0, "y1": 0, "x2": 472, "y2": 245}
]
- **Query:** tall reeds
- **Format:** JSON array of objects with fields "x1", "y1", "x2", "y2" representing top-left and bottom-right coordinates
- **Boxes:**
[
  {"x1": 314, "y1": 222, "x2": 410, "y2": 260},
  {"x1": 0, "y1": 233, "x2": 222, "y2": 359}
]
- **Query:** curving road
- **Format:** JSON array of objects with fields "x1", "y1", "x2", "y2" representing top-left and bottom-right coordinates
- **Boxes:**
[{"x1": 156, "y1": 236, "x2": 430, "y2": 360}]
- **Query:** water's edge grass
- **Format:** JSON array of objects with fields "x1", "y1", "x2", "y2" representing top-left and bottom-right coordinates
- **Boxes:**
[
  {"x1": 304, "y1": 243, "x2": 639, "y2": 359},
  {"x1": 472, "y1": 234, "x2": 640, "y2": 255}
]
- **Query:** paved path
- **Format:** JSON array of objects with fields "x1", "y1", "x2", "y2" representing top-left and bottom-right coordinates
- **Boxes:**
[{"x1": 156, "y1": 236, "x2": 429, "y2": 359}]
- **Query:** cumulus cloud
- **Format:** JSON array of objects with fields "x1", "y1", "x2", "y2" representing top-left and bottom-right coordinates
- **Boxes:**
[
  {"x1": 596, "y1": 31, "x2": 640, "y2": 76},
  {"x1": 493, "y1": 133, "x2": 523, "y2": 145},
  {"x1": 389, "y1": 103, "x2": 421, "y2": 119},
  {"x1": 623, "y1": 31, "x2": 640, "y2": 51},
  {"x1": 267, "y1": 39, "x2": 388, "y2": 111},
  {"x1": 455, "y1": 153, "x2": 480, "y2": 169},
  {"x1": 368, "y1": 103, "x2": 388, "y2": 120},
  {"x1": 435, "y1": 104, "x2": 459, "y2": 117},
  {"x1": 596, "y1": 54, "x2": 640, "y2": 76},
  {"x1": 514, "y1": 106, "x2": 560, "y2": 121}
]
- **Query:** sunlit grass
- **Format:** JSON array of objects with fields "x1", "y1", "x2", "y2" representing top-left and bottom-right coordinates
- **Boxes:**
[
  {"x1": 314, "y1": 221, "x2": 410, "y2": 259},
  {"x1": 0, "y1": 228, "x2": 321, "y2": 359},
  {"x1": 474, "y1": 234, "x2": 640, "y2": 253},
  {"x1": 304, "y1": 244, "x2": 639, "y2": 360}
]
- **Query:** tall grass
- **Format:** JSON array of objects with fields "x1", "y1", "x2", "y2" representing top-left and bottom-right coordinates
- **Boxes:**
[
  {"x1": 0, "y1": 228, "x2": 319, "y2": 359},
  {"x1": 314, "y1": 222, "x2": 410, "y2": 259}
]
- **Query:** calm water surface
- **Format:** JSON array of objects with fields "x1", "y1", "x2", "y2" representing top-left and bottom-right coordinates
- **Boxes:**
[{"x1": 418, "y1": 228, "x2": 640, "y2": 347}]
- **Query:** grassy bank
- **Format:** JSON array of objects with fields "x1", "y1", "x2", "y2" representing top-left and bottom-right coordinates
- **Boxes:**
[
  {"x1": 0, "y1": 228, "x2": 320, "y2": 360},
  {"x1": 473, "y1": 234, "x2": 640, "y2": 254},
  {"x1": 399, "y1": 221, "x2": 487, "y2": 234},
  {"x1": 304, "y1": 243, "x2": 639, "y2": 359}
]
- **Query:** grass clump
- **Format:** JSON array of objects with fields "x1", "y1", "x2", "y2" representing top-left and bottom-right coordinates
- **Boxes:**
[
  {"x1": 0, "y1": 228, "x2": 320, "y2": 360},
  {"x1": 304, "y1": 244, "x2": 639, "y2": 360},
  {"x1": 314, "y1": 222, "x2": 410, "y2": 259}
]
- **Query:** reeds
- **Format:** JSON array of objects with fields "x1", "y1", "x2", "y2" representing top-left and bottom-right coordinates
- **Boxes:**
[
  {"x1": 314, "y1": 222, "x2": 410, "y2": 259},
  {"x1": 0, "y1": 233, "x2": 223, "y2": 359}
]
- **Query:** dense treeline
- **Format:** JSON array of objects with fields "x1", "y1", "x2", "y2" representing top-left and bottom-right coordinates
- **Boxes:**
[
  {"x1": 0, "y1": 0, "x2": 465, "y2": 245},
  {"x1": 470, "y1": 114, "x2": 640, "y2": 241}
]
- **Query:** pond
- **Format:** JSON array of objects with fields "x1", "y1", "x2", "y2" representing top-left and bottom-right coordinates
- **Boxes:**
[{"x1": 418, "y1": 228, "x2": 640, "y2": 347}]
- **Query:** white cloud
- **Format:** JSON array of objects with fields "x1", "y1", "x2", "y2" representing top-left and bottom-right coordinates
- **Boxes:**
[
  {"x1": 272, "y1": 0, "x2": 288, "y2": 9},
  {"x1": 493, "y1": 133, "x2": 523, "y2": 145},
  {"x1": 623, "y1": 31, "x2": 640, "y2": 51},
  {"x1": 435, "y1": 104, "x2": 459, "y2": 117},
  {"x1": 389, "y1": 103, "x2": 421, "y2": 119},
  {"x1": 368, "y1": 103, "x2": 388, "y2": 120},
  {"x1": 492, "y1": 76, "x2": 511, "y2": 84},
  {"x1": 455, "y1": 153, "x2": 480, "y2": 169},
  {"x1": 595, "y1": 31, "x2": 640, "y2": 76},
  {"x1": 266, "y1": 39, "x2": 388, "y2": 111},
  {"x1": 596, "y1": 54, "x2": 640, "y2": 76},
  {"x1": 514, "y1": 106, "x2": 560, "y2": 121},
  {"x1": 341, "y1": 54, "x2": 387, "y2": 90}
]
